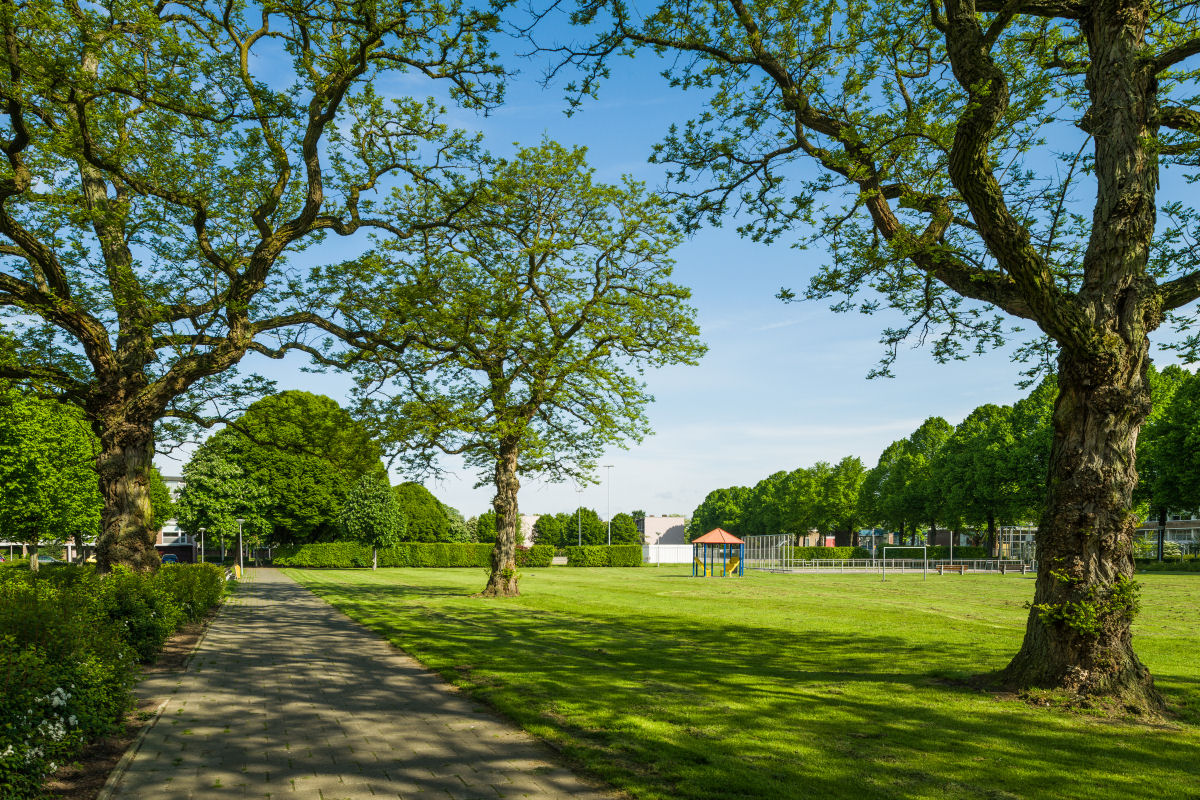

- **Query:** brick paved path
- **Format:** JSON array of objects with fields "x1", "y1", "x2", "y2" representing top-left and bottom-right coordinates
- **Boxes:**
[{"x1": 110, "y1": 568, "x2": 618, "y2": 800}]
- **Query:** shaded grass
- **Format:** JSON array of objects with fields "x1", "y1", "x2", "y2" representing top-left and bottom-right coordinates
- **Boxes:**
[{"x1": 287, "y1": 567, "x2": 1200, "y2": 800}]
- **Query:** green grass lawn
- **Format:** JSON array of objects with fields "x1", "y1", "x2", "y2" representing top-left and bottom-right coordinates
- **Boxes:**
[{"x1": 287, "y1": 567, "x2": 1200, "y2": 800}]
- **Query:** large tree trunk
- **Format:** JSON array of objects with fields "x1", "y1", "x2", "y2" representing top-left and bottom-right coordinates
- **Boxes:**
[
  {"x1": 987, "y1": 511, "x2": 996, "y2": 556},
  {"x1": 28, "y1": 541, "x2": 39, "y2": 573},
  {"x1": 1002, "y1": 348, "x2": 1163, "y2": 712},
  {"x1": 95, "y1": 419, "x2": 160, "y2": 573},
  {"x1": 481, "y1": 439, "x2": 520, "y2": 597}
]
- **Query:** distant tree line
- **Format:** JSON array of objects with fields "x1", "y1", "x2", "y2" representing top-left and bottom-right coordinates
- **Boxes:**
[
  {"x1": 691, "y1": 367, "x2": 1200, "y2": 550},
  {"x1": 173, "y1": 392, "x2": 477, "y2": 557}
]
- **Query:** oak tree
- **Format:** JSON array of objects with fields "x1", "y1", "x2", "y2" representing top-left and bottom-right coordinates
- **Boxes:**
[
  {"x1": 334, "y1": 140, "x2": 704, "y2": 596},
  {"x1": 0, "y1": 0, "x2": 505, "y2": 571},
  {"x1": 552, "y1": 0, "x2": 1200, "y2": 708}
]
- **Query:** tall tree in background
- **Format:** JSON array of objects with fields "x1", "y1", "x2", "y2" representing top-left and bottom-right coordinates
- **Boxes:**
[
  {"x1": 555, "y1": 0, "x2": 1200, "y2": 708},
  {"x1": 608, "y1": 512, "x2": 641, "y2": 544},
  {"x1": 687, "y1": 486, "x2": 749, "y2": 540},
  {"x1": 392, "y1": 483, "x2": 453, "y2": 542},
  {"x1": 0, "y1": 388, "x2": 101, "y2": 569},
  {"x1": 334, "y1": 141, "x2": 704, "y2": 596},
  {"x1": 0, "y1": 0, "x2": 506, "y2": 571},
  {"x1": 817, "y1": 457, "x2": 867, "y2": 545},
  {"x1": 196, "y1": 392, "x2": 386, "y2": 545},
  {"x1": 1132, "y1": 366, "x2": 1190, "y2": 556},
  {"x1": 935, "y1": 405, "x2": 1020, "y2": 549},
  {"x1": 1146, "y1": 370, "x2": 1200, "y2": 527}
]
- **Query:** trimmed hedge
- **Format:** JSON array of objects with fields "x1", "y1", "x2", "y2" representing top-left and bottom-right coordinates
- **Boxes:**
[
  {"x1": 565, "y1": 545, "x2": 643, "y2": 567},
  {"x1": 879, "y1": 546, "x2": 990, "y2": 559},
  {"x1": 0, "y1": 563, "x2": 225, "y2": 798},
  {"x1": 272, "y1": 542, "x2": 555, "y2": 569},
  {"x1": 783, "y1": 546, "x2": 872, "y2": 560},
  {"x1": 516, "y1": 545, "x2": 554, "y2": 568},
  {"x1": 1136, "y1": 559, "x2": 1200, "y2": 572}
]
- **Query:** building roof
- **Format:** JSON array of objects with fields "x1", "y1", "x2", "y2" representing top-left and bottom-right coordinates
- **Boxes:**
[{"x1": 692, "y1": 528, "x2": 745, "y2": 545}]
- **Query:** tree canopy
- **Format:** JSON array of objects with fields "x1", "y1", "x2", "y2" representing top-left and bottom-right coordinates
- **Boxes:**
[
  {"x1": 392, "y1": 483, "x2": 453, "y2": 543},
  {"x1": 332, "y1": 140, "x2": 704, "y2": 595},
  {"x1": 174, "y1": 445, "x2": 269, "y2": 558},
  {"x1": 0, "y1": 0, "x2": 509, "y2": 571},
  {"x1": 191, "y1": 392, "x2": 386, "y2": 545},
  {"x1": 0, "y1": 387, "x2": 101, "y2": 567}
]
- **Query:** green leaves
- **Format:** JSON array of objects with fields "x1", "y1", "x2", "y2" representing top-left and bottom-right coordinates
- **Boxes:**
[
  {"x1": 340, "y1": 474, "x2": 405, "y2": 551},
  {"x1": 0, "y1": 387, "x2": 101, "y2": 548},
  {"x1": 335, "y1": 138, "x2": 705, "y2": 489}
]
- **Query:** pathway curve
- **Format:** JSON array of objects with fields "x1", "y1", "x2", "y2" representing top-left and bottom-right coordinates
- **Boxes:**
[{"x1": 109, "y1": 568, "x2": 618, "y2": 800}]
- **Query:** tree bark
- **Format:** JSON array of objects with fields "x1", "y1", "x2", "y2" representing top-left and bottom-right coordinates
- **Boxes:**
[
  {"x1": 1001, "y1": 347, "x2": 1163, "y2": 712},
  {"x1": 987, "y1": 511, "x2": 997, "y2": 556},
  {"x1": 94, "y1": 418, "x2": 160, "y2": 573},
  {"x1": 28, "y1": 541, "x2": 38, "y2": 573},
  {"x1": 481, "y1": 438, "x2": 521, "y2": 597}
]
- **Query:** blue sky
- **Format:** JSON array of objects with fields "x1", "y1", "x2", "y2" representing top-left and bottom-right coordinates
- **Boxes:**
[{"x1": 155, "y1": 22, "x2": 1180, "y2": 521}]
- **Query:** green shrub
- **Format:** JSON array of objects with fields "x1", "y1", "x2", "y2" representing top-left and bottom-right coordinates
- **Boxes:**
[
  {"x1": 274, "y1": 542, "x2": 554, "y2": 568},
  {"x1": 273, "y1": 542, "x2": 374, "y2": 568},
  {"x1": 155, "y1": 564, "x2": 226, "y2": 622},
  {"x1": 783, "y1": 546, "x2": 872, "y2": 560},
  {"x1": 97, "y1": 567, "x2": 183, "y2": 663},
  {"x1": 515, "y1": 545, "x2": 554, "y2": 567},
  {"x1": 565, "y1": 545, "x2": 643, "y2": 566},
  {"x1": 1136, "y1": 559, "x2": 1200, "y2": 572},
  {"x1": 877, "y1": 546, "x2": 989, "y2": 559},
  {"x1": 0, "y1": 573, "x2": 136, "y2": 799}
]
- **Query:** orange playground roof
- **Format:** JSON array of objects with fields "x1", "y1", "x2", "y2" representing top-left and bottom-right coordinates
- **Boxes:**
[{"x1": 692, "y1": 528, "x2": 745, "y2": 545}]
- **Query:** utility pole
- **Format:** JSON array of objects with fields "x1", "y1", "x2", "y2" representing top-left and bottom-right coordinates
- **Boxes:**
[
  {"x1": 604, "y1": 465, "x2": 614, "y2": 545},
  {"x1": 237, "y1": 518, "x2": 245, "y2": 574}
]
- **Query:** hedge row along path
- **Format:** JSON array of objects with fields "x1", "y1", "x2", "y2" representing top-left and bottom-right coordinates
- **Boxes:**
[{"x1": 107, "y1": 568, "x2": 617, "y2": 800}]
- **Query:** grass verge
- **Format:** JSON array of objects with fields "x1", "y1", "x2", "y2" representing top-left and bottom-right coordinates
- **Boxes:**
[{"x1": 288, "y1": 567, "x2": 1200, "y2": 800}]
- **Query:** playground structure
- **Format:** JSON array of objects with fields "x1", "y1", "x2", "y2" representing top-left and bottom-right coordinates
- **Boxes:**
[
  {"x1": 743, "y1": 533, "x2": 1036, "y2": 575},
  {"x1": 692, "y1": 528, "x2": 745, "y2": 577}
]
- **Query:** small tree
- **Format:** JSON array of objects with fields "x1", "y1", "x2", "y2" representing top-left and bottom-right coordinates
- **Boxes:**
[
  {"x1": 175, "y1": 449, "x2": 268, "y2": 563},
  {"x1": 0, "y1": 388, "x2": 101, "y2": 569},
  {"x1": 334, "y1": 140, "x2": 704, "y2": 596},
  {"x1": 532, "y1": 514, "x2": 564, "y2": 547},
  {"x1": 341, "y1": 476, "x2": 405, "y2": 570},
  {"x1": 0, "y1": 0, "x2": 507, "y2": 572},
  {"x1": 609, "y1": 513, "x2": 641, "y2": 545}
]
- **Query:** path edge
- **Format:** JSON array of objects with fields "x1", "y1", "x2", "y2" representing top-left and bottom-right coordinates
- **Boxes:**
[{"x1": 95, "y1": 591, "x2": 231, "y2": 800}]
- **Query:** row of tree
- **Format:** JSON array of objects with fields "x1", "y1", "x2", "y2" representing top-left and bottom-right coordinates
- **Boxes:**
[
  {"x1": 692, "y1": 366, "x2": 1200, "y2": 550},
  {"x1": 174, "y1": 392, "x2": 476, "y2": 553}
]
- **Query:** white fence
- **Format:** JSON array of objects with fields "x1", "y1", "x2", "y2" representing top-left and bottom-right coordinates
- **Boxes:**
[{"x1": 643, "y1": 544, "x2": 694, "y2": 564}]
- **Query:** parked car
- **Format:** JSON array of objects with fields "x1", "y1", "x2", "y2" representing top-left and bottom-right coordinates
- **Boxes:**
[
  {"x1": 161, "y1": 553, "x2": 179, "y2": 564},
  {"x1": 36, "y1": 555, "x2": 62, "y2": 565}
]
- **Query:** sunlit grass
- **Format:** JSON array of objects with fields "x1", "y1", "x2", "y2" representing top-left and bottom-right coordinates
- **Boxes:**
[{"x1": 287, "y1": 567, "x2": 1200, "y2": 800}]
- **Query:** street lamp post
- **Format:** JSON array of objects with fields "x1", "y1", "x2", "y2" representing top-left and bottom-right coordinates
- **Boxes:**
[
  {"x1": 199, "y1": 527, "x2": 206, "y2": 564},
  {"x1": 236, "y1": 518, "x2": 245, "y2": 573},
  {"x1": 604, "y1": 465, "x2": 614, "y2": 545},
  {"x1": 576, "y1": 484, "x2": 583, "y2": 546}
]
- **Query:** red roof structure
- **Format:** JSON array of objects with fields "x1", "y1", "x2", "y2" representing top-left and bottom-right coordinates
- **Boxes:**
[{"x1": 692, "y1": 528, "x2": 745, "y2": 545}]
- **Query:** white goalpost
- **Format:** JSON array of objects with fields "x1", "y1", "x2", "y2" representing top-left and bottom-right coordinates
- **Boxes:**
[{"x1": 881, "y1": 546, "x2": 927, "y2": 582}]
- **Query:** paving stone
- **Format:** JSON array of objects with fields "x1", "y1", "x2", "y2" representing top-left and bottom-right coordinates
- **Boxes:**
[{"x1": 109, "y1": 569, "x2": 618, "y2": 800}]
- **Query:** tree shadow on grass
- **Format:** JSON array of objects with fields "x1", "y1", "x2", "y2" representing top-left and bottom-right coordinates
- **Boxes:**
[{"x1": 301, "y1": 577, "x2": 1200, "y2": 800}]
